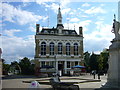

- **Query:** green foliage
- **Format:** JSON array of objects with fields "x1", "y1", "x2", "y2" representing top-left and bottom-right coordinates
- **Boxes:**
[
  {"x1": 100, "y1": 49, "x2": 109, "y2": 70},
  {"x1": 19, "y1": 57, "x2": 35, "y2": 75},
  {"x1": 84, "y1": 51, "x2": 91, "y2": 72},
  {"x1": 10, "y1": 61, "x2": 21, "y2": 74},
  {"x1": 89, "y1": 53, "x2": 99, "y2": 71},
  {"x1": 97, "y1": 54, "x2": 103, "y2": 70},
  {"x1": 84, "y1": 49, "x2": 109, "y2": 73},
  {"x1": 2, "y1": 58, "x2": 35, "y2": 75},
  {"x1": 2, "y1": 59, "x2": 10, "y2": 75}
]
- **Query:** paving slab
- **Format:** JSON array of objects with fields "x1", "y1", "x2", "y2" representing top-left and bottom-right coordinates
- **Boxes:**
[{"x1": 2, "y1": 74, "x2": 107, "y2": 89}]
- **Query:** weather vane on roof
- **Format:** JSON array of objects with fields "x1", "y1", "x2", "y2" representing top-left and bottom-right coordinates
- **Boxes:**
[{"x1": 114, "y1": 14, "x2": 116, "y2": 20}]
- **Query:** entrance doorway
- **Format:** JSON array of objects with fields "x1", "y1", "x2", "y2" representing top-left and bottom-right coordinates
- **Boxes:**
[{"x1": 58, "y1": 61, "x2": 64, "y2": 75}]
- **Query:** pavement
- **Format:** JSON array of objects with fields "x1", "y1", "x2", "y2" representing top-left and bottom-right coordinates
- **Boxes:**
[{"x1": 1, "y1": 74, "x2": 107, "y2": 90}]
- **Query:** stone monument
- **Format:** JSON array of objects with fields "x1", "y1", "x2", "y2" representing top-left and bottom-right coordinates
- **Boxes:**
[{"x1": 102, "y1": 17, "x2": 120, "y2": 89}]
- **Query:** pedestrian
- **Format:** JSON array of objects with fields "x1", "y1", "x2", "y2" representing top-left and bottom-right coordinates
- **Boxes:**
[
  {"x1": 98, "y1": 71, "x2": 101, "y2": 79},
  {"x1": 92, "y1": 70, "x2": 96, "y2": 79}
]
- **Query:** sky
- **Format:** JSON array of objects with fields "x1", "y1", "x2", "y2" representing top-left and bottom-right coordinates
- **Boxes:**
[{"x1": 1, "y1": 0, "x2": 119, "y2": 64}]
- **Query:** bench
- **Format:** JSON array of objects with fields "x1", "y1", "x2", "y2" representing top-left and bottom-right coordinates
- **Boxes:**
[{"x1": 49, "y1": 77, "x2": 79, "y2": 90}]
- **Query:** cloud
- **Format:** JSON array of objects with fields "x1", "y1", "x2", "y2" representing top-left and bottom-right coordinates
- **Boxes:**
[
  {"x1": 59, "y1": 0, "x2": 70, "y2": 8},
  {"x1": 37, "y1": 0, "x2": 70, "y2": 14},
  {"x1": 42, "y1": 2, "x2": 59, "y2": 13},
  {"x1": 2, "y1": 30, "x2": 35, "y2": 63},
  {"x1": 29, "y1": 24, "x2": 42, "y2": 32},
  {"x1": 64, "y1": 20, "x2": 114, "y2": 54},
  {"x1": 36, "y1": 0, "x2": 56, "y2": 5},
  {"x1": 82, "y1": 3, "x2": 90, "y2": 7},
  {"x1": 69, "y1": 18, "x2": 80, "y2": 22},
  {"x1": 3, "y1": 29, "x2": 21, "y2": 37},
  {"x1": 2, "y1": 3, "x2": 47, "y2": 25},
  {"x1": 84, "y1": 24, "x2": 114, "y2": 53},
  {"x1": 85, "y1": 7, "x2": 106, "y2": 14},
  {"x1": 62, "y1": 8, "x2": 71, "y2": 15},
  {"x1": 64, "y1": 20, "x2": 92, "y2": 34}
]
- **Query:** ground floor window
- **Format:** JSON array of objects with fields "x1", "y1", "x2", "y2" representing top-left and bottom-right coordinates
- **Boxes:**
[
  {"x1": 67, "y1": 61, "x2": 70, "y2": 68},
  {"x1": 46, "y1": 62, "x2": 49, "y2": 65},
  {"x1": 41, "y1": 61, "x2": 45, "y2": 67},
  {"x1": 41, "y1": 61, "x2": 55, "y2": 67},
  {"x1": 71, "y1": 62, "x2": 75, "y2": 67},
  {"x1": 75, "y1": 61, "x2": 78, "y2": 66},
  {"x1": 49, "y1": 61, "x2": 54, "y2": 67}
]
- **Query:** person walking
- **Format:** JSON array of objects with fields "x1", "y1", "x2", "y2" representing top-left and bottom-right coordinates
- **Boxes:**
[
  {"x1": 98, "y1": 71, "x2": 101, "y2": 79},
  {"x1": 92, "y1": 70, "x2": 96, "y2": 79}
]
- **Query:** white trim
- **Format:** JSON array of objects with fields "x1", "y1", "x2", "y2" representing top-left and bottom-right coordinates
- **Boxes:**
[
  {"x1": 36, "y1": 58, "x2": 82, "y2": 62},
  {"x1": 36, "y1": 35, "x2": 83, "y2": 41}
]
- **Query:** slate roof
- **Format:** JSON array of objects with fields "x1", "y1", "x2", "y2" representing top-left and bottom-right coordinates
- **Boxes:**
[{"x1": 38, "y1": 27, "x2": 79, "y2": 36}]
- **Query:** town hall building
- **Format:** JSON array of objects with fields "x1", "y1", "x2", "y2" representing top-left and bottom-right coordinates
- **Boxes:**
[{"x1": 34, "y1": 7, "x2": 84, "y2": 75}]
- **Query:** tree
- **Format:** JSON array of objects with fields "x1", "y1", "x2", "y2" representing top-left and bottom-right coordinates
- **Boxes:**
[
  {"x1": 89, "y1": 53, "x2": 99, "y2": 71},
  {"x1": 2, "y1": 59, "x2": 10, "y2": 75},
  {"x1": 100, "y1": 49, "x2": 109, "y2": 71},
  {"x1": 19, "y1": 57, "x2": 35, "y2": 75},
  {"x1": 84, "y1": 51, "x2": 91, "y2": 72},
  {"x1": 83, "y1": 49, "x2": 109, "y2": 73},
  {"x1": 10, "y1": 61, "x2": 21, "y2": 74},
  {"x1": 97, "y1": 54, "x2": 103, "y2": 71}
]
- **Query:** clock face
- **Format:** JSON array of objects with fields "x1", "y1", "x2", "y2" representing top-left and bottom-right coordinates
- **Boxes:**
[{"x1": 59, "y1": 20, "x2": 61, "y2": 22}]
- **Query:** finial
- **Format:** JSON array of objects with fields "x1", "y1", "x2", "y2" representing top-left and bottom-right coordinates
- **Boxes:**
[
  {"x1": 114, "y1": 14, "x2": 116, "y2": 21},
  {"x1": 74, "y1": 25, "x2": 75, "y2": 30},
  {"x1": 58, "y1": 3, "x2": 61, "y2": 13}
]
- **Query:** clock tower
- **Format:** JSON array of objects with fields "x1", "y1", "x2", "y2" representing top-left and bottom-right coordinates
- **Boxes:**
[{"x1": 57, "y1": 7, "x2": 64, "y2": 34}]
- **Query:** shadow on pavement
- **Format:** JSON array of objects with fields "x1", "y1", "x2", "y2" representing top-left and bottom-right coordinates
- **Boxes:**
[{"x1": 2, "y1": 75, "x2": 38, "y2": 79}]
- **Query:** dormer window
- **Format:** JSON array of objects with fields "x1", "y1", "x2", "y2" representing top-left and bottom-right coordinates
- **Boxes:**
[
  {"x1": 72, "y1": 32, "x2": 76, "y2": 35},
  {"x1": 51, "y1": 31, "x2": 54, "y2": 34},
  {"x1": 65, "y1": 31, "x2": 68, "y2": 34},
  {"x1": 44, "y1": 30, "x2": 48, "y2": 34}
]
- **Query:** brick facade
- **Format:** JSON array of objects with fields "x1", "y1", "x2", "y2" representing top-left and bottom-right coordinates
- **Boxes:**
[{"x1": 34, "y1": 7, "x2": 84, "y2": 75}]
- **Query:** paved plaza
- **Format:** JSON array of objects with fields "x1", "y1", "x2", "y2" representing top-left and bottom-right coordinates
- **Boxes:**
[{"x1": 2, "y1": 74, "x2": 107, "y2": 90}]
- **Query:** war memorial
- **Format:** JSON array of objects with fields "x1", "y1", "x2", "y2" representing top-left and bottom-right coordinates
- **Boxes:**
[{"x1": 101, "y1": 16, "x2": 120, "y2": 89}]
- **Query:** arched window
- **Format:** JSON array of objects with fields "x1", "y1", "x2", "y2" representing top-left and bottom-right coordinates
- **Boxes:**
[
  {"x1": 66, "y1": 43, "x2": 70, "y2": 55},
  {"x1": 50, "y1": 31, "x2": 54, "y2": 34},
  {"x1": 58, "y1": 42, "x2": 62, "y2": 54},
  {"x1": 50, "y1": 42, "x2": 54, "y2": 55},
  {"x1": 41, "y1": 42, "x2": 46, "y2": 55},
  {"x1": 44, "y1": 30, "x2": 48, "y2": 34},
  {"x1": 74, "y1": 43, "x2": 78, "y2": 55}
]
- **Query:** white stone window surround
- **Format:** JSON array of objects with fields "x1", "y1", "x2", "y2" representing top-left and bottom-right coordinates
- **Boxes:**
[
  {"x1": 39, "y1": 40, "x2": 80, "y2": 47},
  {"x1": 41, "y1": 42, "x2": 46, "y2": 55},
  {"x1": 39, "y1": 40, "x2": 81, "y2": 56},
  {"x1": 50, "y1": 42, "x2": 54, "y2": 55},
  {"x1": 66, "y1": 43, "x2": 70, "y2": 55},
  {"x1": 36, "y1": 35, "x2": 82, "y2": 45},
  {"x1": 37, "y1": 57, "x2": 82, "y2": 61},
  {"x1": 74, "y1": 43, "x2": 78, "y2": 55},
  {"x1": 58, "y1": 42, "x2": 62, "y2": 54}
]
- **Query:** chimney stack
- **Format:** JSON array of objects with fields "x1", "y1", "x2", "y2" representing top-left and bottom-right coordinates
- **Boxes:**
[
  {"x1": 36, "y1": 24, "x2": 40, "y2": 34},
  {"x1": 79, "y1": 27, "x2": 83, "y2": 36}
]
